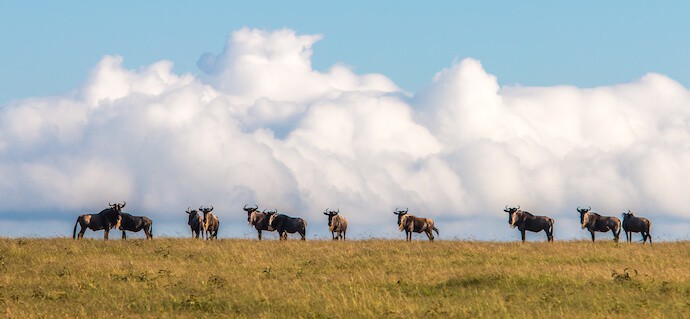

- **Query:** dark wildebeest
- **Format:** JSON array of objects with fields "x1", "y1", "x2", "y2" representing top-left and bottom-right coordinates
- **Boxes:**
[
  {"x1": 73, "y1": 202, "x2": 125, "y2": 240},
  {"x1": 186, "y1": 207, "x2": 204, "y2": 239},
  {"x1": 268, "y1": 213, "x2": 307, "y2": 240},
  {"x1": 622, "y1": 210, "x2": 652, "y2": 244},
  {"x1": 243, "y1": 204, "x2": 278, "y2": 240},
  {"x1": 200, "y1": 205, "x2": 219, "y2": 240},
  {"x1": 119, "y1": 213, "x2": 153, "y2": 240},
  {"x1": 504, "y1": 205, "x2": 554, "y2": 242},
  {"x1": 393, "y1": 208, "x2": 439, "y2": 242},
  {"x1": 323, "y1": 208, "x2": 348, "y2": 240},
  {"x1": 577, "y1": 206, "x2": 621, "y2": 242}
]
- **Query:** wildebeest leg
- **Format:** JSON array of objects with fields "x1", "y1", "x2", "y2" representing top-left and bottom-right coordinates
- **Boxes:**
[
  {"x1": 426, "y1": 229, "x2": 434, "y2": 242},
  {"x1": 647, "y1": 232, "x2": 652, "y2": 245},
  {"x1": 590, "y1": 231, "x2": 595, "y2": 242},
  {"x1": 122, "y1": 230, "x2": 127, "y2": 240},
  {"x1": 299, "y1": 229, "x2": 306, "y2": 241},
  {"x1": 104, "y1": 228, "x2": 109, "y2": 240},
  {"x1": 331, "y1": 231, "x2": 336, "y2": 240},
  {"x1": 258, "y1": 230, "x2": 262, "y2": 241},
  {"x1": 521, "y1": 230, "x2": 526, "y2": 243}
]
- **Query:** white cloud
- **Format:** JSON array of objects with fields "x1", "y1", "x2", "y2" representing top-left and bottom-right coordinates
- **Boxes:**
[{"x1": 1, "y1": 28, "x2": 689, "y2": 240}]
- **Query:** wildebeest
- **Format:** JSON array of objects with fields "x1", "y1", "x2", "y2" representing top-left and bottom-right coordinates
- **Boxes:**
[
  {"x1": 323, "y1": 208, "x2": 348, "y2": 240},
  {"x1": 504, "y1": 205, "x2": 554, "y2": 242},
  {"x1": 200, "y1": 205, "x2": 219, "y2": 240},
  {"x1": 577, "y1": 206, "x2": 621, "y2": 242},
  {"x1": 186, "y1": 207, "x2": 204, "y2": 239},
  {"x1": 119, "y1": 213, "x2": 153, "y2": 240},
  {"x1": 73, "y1": 202, "x2": 125, "y2": 240},
  {"x1": 268, "y1": 213, "x2": 307, "y2": 240},
  {"x1": 622, "y1": 210, "x2": 652, "y2": 244},
  {"x1": 243, "y1": 204, "x2": 277, "y2": 240},
  {"x1": 393, "y1": 208, "x2": 439, "y2": 242}
]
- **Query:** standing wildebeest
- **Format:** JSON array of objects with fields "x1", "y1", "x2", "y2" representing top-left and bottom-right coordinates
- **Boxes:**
[
  {"x1": 200, "y1": 205, "x2": 219, "y2": 240},
  {"x1": 577, "y1": 206, "x2": 621, "y2": 242},
  {"x1": 73, "y1": 202, "x2": 125, "y2": 240},
  {"x1": 119, "y1": 213, "x2": 153, "y2": 240},
  {"x1": 268, "y1": 213, "x2": 307, "y2": 240},
  {"x1": 243, "y1": 204, "x2": 278, "y2": 240},
  {"x1": 186, "y1": 207, "x2": 204, "y2": 239},
  {"x1": 622, "y1": 210, "x2": 652, "y2": 244},
  {"x1": 504, "y1": 205, "x2": 554, "y2": 242},
  {"x1": 393, "y1": 208, "x2": 439, "y2": 242},
  {"x1": 323, "y1": 208, "x2": 348, "y2": 240}
]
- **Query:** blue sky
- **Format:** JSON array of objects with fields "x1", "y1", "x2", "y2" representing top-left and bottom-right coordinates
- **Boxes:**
[
  {"x1": 1, "y1": 2, "x2": 690, "y2": 240},
  {"x1": 1, "y1": 1, "x2": 688, "y2": 105}
]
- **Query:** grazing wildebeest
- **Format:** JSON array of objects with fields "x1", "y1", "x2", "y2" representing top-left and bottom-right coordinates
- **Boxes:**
[
  {"x1": 577, "y1": 206, "x2": 621, "y2": 242},
  {"x1": 323, "y1": 208, "x2": 348, "y2": 240},
  {"x1": 268, "y1": 213, "x2": 307, "y2": 240},
  {"x1": 393, "y1": 208, "x2": 439, "y2": 242},
  {"x1": 186, "y1": 207, "x2": 204, "y2": 239},
  {"x1": 119, "y1": 213, "x2": 153, "y2": 240},
  {"x1": 243, "y1": 204, "x2": 277, "y2": 240},
  {"x1": 504, "y1": 205, "x2": 554, "y2": 242},
  {"x1": 622, "y1": 210, "x2": 652, "y2": 244},
  {"x1": 73, "y1": 202, "x2": 125, "y2": 240},
  {"x1": 200, "y1": 205, "x2": 219, "y2": 240}
]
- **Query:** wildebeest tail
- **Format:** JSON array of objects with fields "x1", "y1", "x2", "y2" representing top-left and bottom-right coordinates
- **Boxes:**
[
  {"x1": 615, "y1": 219, "x2": 622, "y2": 238},
  {"x1": 72, "y1": 217, "x2": 79, "y2": 239},
  {"x1": 433, "y1": 227, "x2": 439, "y2": 236},
  {"x1": 549, "y1": 218, "x2": 554, "y2": 236}
]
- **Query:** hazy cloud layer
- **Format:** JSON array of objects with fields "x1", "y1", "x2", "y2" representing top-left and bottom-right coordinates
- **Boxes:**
[{"x1": 1, "y1": 28, "x2": 689, "y2": 240}]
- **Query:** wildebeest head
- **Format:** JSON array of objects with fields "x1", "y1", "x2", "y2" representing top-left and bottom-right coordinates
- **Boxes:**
[
  {"x1": 577, "y1": 206, "x2": 592, "y2": 229},
  {"x1": 323, "y1": 208, "x2": 340, "y2": 227},
  {"x1": 243, "y1": 204, "x2": 259, "y2": 223},
  {"x1": 393, "y1": 208, "x2": 409, "y2": 226},
  {"x1": 504, "y1": 205, "x2": 520, "y2": 228},
  {"x1": 108, "y1": 201, "x2": 125, "y2": 229},
  {"x1": 200, "y1": 205, "x2": 214, "y2": 218},
  {"x1": 622, "y1": 210, "x2": 634, "y2": 220},
  {"x1": 185, "y1": 207, "x2": 200, "y2": 225}
]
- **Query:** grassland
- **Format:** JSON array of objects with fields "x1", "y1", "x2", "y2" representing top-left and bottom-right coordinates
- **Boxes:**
[{"x1": 1, "y1": 238, "x2": 689, "y2": 318}]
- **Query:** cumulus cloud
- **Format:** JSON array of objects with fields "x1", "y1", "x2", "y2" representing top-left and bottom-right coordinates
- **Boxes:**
[{"x1": 1, "y1": 28, "x2": 689, "y2": 240}]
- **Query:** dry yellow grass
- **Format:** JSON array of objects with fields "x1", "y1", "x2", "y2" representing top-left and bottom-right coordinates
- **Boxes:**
[{"x1": 1, "y1": 238, "x2": 689, "y2": 318}]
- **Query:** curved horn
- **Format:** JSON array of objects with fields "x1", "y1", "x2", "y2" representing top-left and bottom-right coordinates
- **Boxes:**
[
  {"x1": 505, "y1": 205, "x2": 509, "y2": 210},
  {"x1": 253, "y1": 204, "x2": 258, "y2": 209},
  {"x1": 577, "y1": 206, "x2": 581, "y2": 211},
  {"x1": 324, "y1": 208, "x2": 329, "y2": 213},
  {"x1": 243, "y1": 204, "x2": 248, "y2": 210},
  {"x1": 109, "y1": 202, "x2": 113, "y2": 207},
  {"x1": 121, "y1": 201, "x2": 126, "y2": 208},
  {"x1": 587, "y1": 206, "x2": 591, "y2": 211},
  {"x1": 404, "y1": 208, "x2": 408, "y2": 213},
  {"x1": 335, "y1": 208, "x2": 339, "y2": 213},
  {"x1": 187, "y1": 206, "x2": 191, "y2": 213},
  {"x1": 209, "y1": 205, "x2": 213, "y2": 212},
  {"x1": 516, "y1": 205, "x2": 520, "y2": 210}
]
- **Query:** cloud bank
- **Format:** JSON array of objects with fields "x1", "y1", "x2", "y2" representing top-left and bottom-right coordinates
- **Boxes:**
[{"x1": 1, "y1": 28, "x2": 689, "y2": 240}]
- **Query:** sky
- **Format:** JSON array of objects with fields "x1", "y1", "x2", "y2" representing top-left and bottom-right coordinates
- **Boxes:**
[{"x1": 0, "y1": 2, "x2": 689, "y2": 241}]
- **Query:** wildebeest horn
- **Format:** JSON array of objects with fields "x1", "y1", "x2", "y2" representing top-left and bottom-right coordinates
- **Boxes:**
[
  {"x1": 324, "y1": 208, "x2": 329, "y2": 213},
  {"x1": 121, "y1": 201, "x2": 126, "y2": 208},
  {"x1": 505, "y1": 205, "x2": 509, "y2": 210},
  {"x1": 404, "y1": 208, "x2": 408, "y2": 213},
  {"x1": 243, "y1": 204, "x2": 248, "y2": 209},
  {"x1": 209, "y1": 205, "x2": 213, "y2": 212},
  {"x1": 335, "y1": 208, "x2": 339, "y2": 214},
  {"x1": 587, "y1": 206, "x2": 591, "y2": 211},
  {"x1": 186, "y1": 206, "x2": 191, "y2": 213},
  {"x1": 516, "y1": 205, "x2": 520, "y2": 210}
]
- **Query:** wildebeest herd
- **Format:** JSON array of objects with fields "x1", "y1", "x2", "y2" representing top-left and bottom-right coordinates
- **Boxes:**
[{"x1": 72, "y1": 203, "x2": 653, "y2": 244}]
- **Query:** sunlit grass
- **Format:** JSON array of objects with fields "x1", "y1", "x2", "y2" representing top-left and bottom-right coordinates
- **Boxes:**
[{"x1": 1, "y1": 239, "x2": 689, "y2": 318}]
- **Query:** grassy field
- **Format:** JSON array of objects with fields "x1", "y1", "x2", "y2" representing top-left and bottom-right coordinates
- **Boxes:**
[{"x1": 1, "y1": 238, "x2": 689, "y2": 318}]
